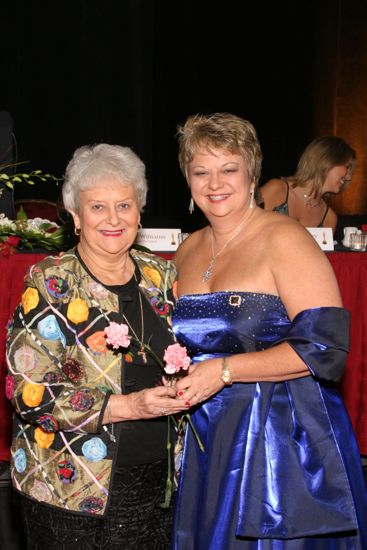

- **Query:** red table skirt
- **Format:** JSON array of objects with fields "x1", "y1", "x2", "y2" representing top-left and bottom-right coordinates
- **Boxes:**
[
  {"x1": 0, "y1": 251, "x2": 366, "y2": 460},
  {"x1": 326, "y1": 251, "x2": 367, "y2": 455}
]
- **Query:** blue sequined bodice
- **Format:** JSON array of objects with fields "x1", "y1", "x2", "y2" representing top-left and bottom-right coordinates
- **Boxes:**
[{"x1": 173, "y1": 292, "x2": 290, "y2": 361}]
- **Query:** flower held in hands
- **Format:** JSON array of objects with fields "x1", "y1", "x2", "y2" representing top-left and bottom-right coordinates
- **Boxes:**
[
  {"x1": 104, "y1": 322, "x2": 131, "y2": 349},
  {"x1": 163, "y1": 343, "x2": 190, "y2": 374}
]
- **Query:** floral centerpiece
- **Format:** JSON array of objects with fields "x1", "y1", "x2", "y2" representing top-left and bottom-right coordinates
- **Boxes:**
[
  {"x1": 0, "y1": 164, "x2": 74, "y2": 256},
  {"x1": 0, "y1": 208, "x2": 71, "y2": 257},
  {"x1": 0, "y1": 213, "x2": 63, "y2": 256}
]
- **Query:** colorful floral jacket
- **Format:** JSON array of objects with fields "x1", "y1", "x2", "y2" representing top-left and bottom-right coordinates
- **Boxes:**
[{"x1": 6, "y1": 248, "x2": 177, "y2": 517}]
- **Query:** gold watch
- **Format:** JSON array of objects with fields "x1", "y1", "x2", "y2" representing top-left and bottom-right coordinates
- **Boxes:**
[{"x1": 220, "y1": 357, "x2": 233, "y2": 385}]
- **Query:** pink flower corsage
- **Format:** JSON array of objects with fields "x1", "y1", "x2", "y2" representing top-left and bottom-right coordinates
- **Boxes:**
[
  {"x1": 104, "y1": 322, "x2": 131, "y2": 350},
  {"x1": 163, "y1": 343, "x2": 191, "y2": 375}
]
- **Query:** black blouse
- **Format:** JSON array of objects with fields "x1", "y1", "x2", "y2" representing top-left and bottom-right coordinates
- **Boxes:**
[
  {"x1": 107, "y1": 268, "x2": 172, "y2": 466},
  {"x1": 77, "y1": 251, "x2": 173, "y2": 466}
]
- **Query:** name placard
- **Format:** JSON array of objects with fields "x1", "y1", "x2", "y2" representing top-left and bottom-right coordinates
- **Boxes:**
[
  {"x1": 134, "y1": 228, "x2": 181, "y2": 251},
  {"x1": 306, "y1": 227, "x2": 334, "y2": 251}
]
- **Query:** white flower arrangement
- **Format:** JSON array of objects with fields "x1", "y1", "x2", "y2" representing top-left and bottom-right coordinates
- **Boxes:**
[
  {"x1": 0, "y1": 210, "x2": 70, "y2": 256},
  {"x1": 0, "y1": 163, "x2": 74, "y2": 256}
]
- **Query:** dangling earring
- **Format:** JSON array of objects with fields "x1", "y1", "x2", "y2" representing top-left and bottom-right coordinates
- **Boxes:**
[
  {"x1": 189, "y1": 197, "x2": 194, "y2": 214},
  {"x1": 74, "y1": 227, "x2": 81, "y2": 236},
  {"x1": 249, "y1": 188, "x2": 255, "y2": 209}
]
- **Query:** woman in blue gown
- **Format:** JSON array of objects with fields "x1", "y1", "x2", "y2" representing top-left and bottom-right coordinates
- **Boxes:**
[{"x1": 171, "y1": 113, "x2": 367, "y2": 549}]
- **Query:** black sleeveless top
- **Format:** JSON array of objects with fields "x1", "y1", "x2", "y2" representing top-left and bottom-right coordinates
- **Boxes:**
[{"x1": 273, "y1": 179, "x2": 329, "y2": 227}]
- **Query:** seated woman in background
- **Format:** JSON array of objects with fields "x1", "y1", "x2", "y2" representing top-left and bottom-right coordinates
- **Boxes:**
[{"x1": 260, "y1": 136, "x2": 356, "y2": 233}]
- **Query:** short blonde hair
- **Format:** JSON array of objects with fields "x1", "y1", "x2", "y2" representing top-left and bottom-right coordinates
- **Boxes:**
[
  {"x1": 177, "y1": 113, "x2": 263, "y2": 187},
  {"x1": 62, "y1": 143, "x2": 148, "y2": 212}
]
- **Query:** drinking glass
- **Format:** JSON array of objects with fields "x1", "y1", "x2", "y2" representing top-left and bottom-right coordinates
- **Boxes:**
[{"x1": 350, "y1": 233, "x2": 367, "y2": 251}]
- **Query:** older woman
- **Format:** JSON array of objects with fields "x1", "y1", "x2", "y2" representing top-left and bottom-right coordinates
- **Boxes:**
[
  {"x1": 6, "y1": 144, "x2": 186, "y2": 549},
  {"x1": 260, "y1": 136, "x2": 356, "y2": 234},
  {"x1": 171, "y1": 113, "x2": 367, "y2": 549}
]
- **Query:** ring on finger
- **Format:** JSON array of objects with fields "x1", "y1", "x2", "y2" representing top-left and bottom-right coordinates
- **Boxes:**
[{"x1": 160, "y1": 407, "x2": 166, "y2": 415}]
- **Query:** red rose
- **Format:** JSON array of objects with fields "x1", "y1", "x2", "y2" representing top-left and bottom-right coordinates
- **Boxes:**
[{"x1": 6, "y1": 236, "x2": 20, "y2": 247}]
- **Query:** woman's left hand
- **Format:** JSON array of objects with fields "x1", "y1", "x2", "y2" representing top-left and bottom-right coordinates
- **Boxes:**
[{"x1": 173, "y1": 359, "x2": 224, "y2": 407}]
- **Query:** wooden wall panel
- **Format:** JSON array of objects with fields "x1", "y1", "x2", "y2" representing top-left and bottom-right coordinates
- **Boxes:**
[{"x1": 313, "y1": 0, "x2": 367, "y2": 215}]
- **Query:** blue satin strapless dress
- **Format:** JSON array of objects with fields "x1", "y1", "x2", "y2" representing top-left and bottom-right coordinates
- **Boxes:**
[{"x1": 172, "y1": 292, "x2": 367, "y2": 549}]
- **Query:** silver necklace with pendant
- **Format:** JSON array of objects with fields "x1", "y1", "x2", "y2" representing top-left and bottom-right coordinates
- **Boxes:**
[
  {"x1": 202, "y1": 219, "x2": 247, "y2": 283},
  {"x1": 303, "y1": 192, "x2": 322, "y2": 208}
]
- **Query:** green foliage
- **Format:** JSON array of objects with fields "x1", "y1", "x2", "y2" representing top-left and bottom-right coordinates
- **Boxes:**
[{"x1": 0, "y1": 168, "x2": 60, "y2": 189}]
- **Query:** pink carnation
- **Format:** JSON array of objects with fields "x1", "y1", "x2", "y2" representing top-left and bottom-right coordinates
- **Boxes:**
[
  {"x1": 104, "y1": 322, "x2": 131, "y2": 349},
  {"x1": 163, "y1": 343, "x2": 191, "y2": 375},
  {"x1": 5, "y1": 375, "x2": 15, "y2": 400}
]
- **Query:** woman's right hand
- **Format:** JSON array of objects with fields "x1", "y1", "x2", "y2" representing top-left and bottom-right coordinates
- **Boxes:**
[
  {"x1": 173, "y1": 360, "x2": 225, "y2": 406},
  {"x1": 105, "y1": 386, "x2": 188, "y2": 423}
]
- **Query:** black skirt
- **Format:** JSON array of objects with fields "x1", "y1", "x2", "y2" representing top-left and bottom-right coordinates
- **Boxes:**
[{"x1": 18, "y1": 459, "x2": 173, "y2": 550}]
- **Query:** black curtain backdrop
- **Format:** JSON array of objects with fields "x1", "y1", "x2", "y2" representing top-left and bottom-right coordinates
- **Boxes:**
[{"x1": 2, "y1": 0, "x2": 320, "y2": 231}]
